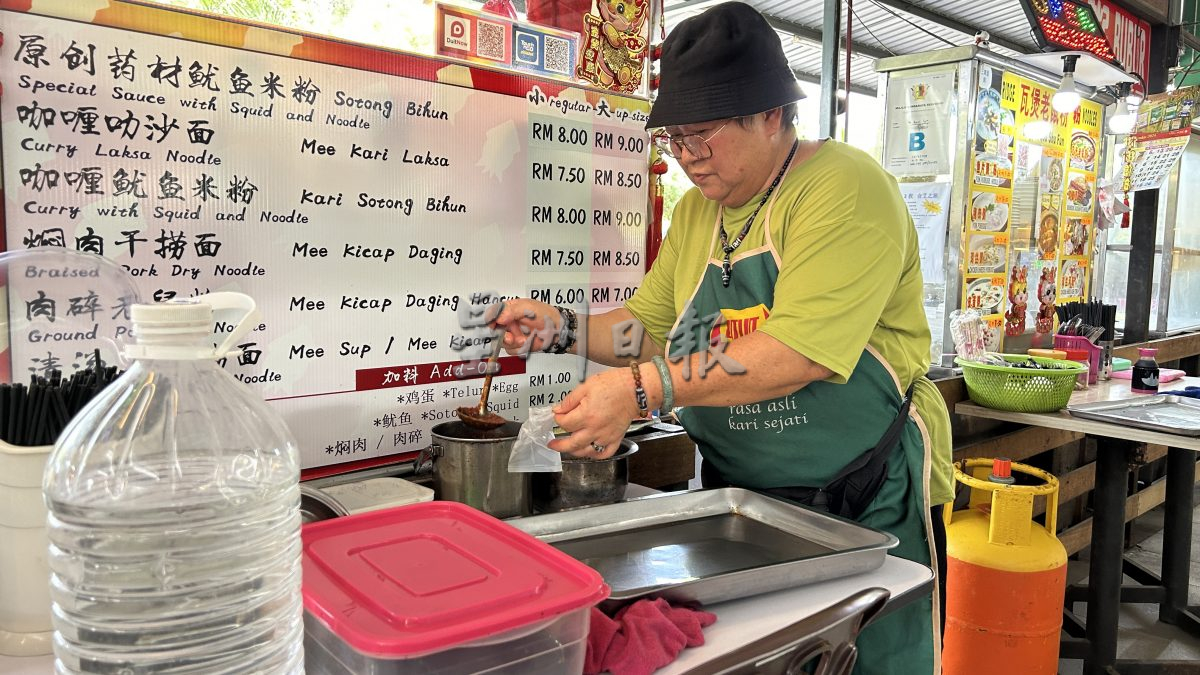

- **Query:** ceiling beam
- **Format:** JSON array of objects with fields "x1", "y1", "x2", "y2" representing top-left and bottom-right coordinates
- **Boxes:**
[
  {"x1": 1184, "y1": 30, "x2": 1200, "y2": 52},
  {"x1": 792, "y1": 69, "x2": 877, "y2": 97},
  {"x1": 762, "y1": 14, "x2": 893, "y2": 61},
  {"x1": 867, "y1": 0, "x2": 1032, "y2": 55}
]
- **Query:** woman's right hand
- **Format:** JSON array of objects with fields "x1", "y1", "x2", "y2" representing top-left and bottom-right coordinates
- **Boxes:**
[{"x1": 491, "y1": 298, "x2": 563, "y2": 355}]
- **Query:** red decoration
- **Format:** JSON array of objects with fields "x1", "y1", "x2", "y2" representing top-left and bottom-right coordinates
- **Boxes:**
[{"x1": 481, "y1": 0, "x2": 518, "y2": 19}]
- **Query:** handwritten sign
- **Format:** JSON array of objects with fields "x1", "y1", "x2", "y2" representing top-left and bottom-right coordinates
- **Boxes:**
[{"x1": 0, "y1": 4, "x2": 650, "y2": 469}]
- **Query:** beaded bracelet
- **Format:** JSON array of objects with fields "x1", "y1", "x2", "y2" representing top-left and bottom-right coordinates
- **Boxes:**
[
  {"x1": 546, "y1": 306, "x2": 577, "y2": 354},
  {"x1": 630, "y1": 360, "x2": 650, "y2": 418},
  {"x1": 651, "y1": 355, "x2": 674, "y2": 412}
]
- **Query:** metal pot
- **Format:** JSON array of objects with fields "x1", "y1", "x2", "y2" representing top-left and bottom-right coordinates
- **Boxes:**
[
  {"x1": 419, "y1": 420, "x2": 531, "y2": 519},
  {"x1": 532, "y1": 439, "x2": 638, "y2": 513}
]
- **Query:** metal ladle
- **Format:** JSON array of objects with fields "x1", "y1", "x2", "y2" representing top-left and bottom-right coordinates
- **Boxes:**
[{"x1": 456, "y1": 328, "x2": 507, "y2": 430}]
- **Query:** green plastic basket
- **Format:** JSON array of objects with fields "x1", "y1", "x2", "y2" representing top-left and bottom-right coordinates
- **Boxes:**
[{"x1": 955, "y1": 355, "x2": 1087, "y2": 413}]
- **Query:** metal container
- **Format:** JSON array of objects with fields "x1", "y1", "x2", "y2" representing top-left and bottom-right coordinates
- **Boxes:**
[
  {"x1": 532, "y1": 439, "x2": 638, "y2": 513},
  {"x1": 421, "y1": 420, "x2": 530, "y2": 518},
  {"x1": 299, "y1": 485, "x2": 349, "y2": 524},
  {"x1": 510, "y1": 488, "x2": 898, "y2": 610}
]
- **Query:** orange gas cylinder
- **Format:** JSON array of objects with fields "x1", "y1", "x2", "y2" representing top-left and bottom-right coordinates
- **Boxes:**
[{"x1": 941, "y1": 458, "x2": 1067, "y2": 675}]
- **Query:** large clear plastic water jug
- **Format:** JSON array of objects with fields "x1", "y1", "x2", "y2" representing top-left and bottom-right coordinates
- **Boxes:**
[{"x1": 43, "y1": 293, "x2": 303, "y2": 674}]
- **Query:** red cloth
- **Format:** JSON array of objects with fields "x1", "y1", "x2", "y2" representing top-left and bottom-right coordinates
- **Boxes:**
[{"x1": 585, "y1": 598, "x2": 717, "y2": 675}]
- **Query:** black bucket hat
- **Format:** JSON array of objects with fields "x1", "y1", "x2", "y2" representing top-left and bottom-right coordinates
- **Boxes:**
[{"x1": 646, "y1": 2, "x2": 805, "y2": 129}]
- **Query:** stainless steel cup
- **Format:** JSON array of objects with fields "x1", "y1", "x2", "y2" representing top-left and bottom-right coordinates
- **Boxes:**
[
  {"x1": 423, "y1": 420, "x2": 530, "y2": 519},
  {"x1": 532, "y1": 440, "x2": 639, "y2": 513}
]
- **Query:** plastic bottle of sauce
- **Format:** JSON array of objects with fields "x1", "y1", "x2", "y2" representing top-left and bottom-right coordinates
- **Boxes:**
[{"x1": 1131, "y1": 348, "x2": 1160, "y2": 394}]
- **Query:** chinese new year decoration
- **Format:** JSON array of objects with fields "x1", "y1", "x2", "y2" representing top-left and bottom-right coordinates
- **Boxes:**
[{"x1": 577, "y1": 0, "x2": 650, "y2": 93}]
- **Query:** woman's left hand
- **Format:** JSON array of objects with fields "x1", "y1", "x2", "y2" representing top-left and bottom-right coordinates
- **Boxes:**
[{"x1": 550, "y1": 368, "x2": 641, "y2": 459}]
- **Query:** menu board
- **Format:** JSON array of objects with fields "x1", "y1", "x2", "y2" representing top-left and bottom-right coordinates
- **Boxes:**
[
  {"x1": 964, "y1": 64, "x2": 1102, "y2": 353},
  {"x1": 0, "y1": 2, "x2": 650, "y2": 469}
]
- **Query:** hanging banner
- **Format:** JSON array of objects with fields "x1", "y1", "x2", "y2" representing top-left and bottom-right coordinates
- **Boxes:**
[
  {"x1": 1122, "y1": 86, "x2": 1199, "y2": 192},
  {"x1": 884, "y1": 70, "x2": 956, "y2": 176}
]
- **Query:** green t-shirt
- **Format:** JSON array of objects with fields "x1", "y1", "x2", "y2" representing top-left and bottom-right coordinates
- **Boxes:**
[{"x1": 627, "y1": 140, "x2": 955, "y2": 504}]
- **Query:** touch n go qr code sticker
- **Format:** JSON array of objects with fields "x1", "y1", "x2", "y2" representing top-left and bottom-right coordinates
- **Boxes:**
[{"x1": 435, "y1": 3, "x2": 578, "y2": 84}]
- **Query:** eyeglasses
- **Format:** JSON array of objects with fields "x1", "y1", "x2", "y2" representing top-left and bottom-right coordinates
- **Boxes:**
[{"x1": 652, "y1": 121, "x2": 730, "y2": 160}]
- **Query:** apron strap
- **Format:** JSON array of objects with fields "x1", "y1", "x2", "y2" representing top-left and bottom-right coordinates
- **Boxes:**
[{"x1": 825, "y1": 382, "x2": 916, "y2": 518}]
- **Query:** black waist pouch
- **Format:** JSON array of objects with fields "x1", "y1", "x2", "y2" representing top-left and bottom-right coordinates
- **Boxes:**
[{"x1": 702, "y1": 383, "x2": 915, "y2": 520}]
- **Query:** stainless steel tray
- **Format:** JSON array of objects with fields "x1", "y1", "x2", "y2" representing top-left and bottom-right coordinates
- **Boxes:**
[
  {"x1": 508, "y1": 487, "x2": 898, "y2": 608},
  {"x1": 1067, "y1": 396, "x2": 1200, "y2": 437}
]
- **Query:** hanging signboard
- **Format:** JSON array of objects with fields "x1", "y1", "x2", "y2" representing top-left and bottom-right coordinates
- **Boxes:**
[
  {"x1": 0, "y1": 0, "x2": 650, "y2": 470},
  {"x1": 1019, "y1": 0, "x2": 1120, "y2": 66},
  {"x1": 1083, "y1": 0, "x2": 1151, "y2": 82}
]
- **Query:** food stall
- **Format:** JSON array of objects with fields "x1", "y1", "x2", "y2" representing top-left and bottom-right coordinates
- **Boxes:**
[
  {"x1": 875, "y1": 46, "x2": 1129, "y2": 367},
  {"x1": 0, "y1": 1, "x2": 935, "y2": 673}
]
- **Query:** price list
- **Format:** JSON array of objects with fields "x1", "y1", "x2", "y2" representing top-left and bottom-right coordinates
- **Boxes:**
[{"x1": 0, "y1": 5, "x2": 650, "y2": 468}]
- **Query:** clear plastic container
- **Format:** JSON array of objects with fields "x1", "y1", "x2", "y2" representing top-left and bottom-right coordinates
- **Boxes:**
[{"x1": 43, "y1": 294, "x2": 304, "y2": 674}]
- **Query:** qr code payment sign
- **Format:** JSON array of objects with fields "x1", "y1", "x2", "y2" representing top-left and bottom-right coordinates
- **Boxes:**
[
  {"x1": 477, "y1": 21, "x2": 508, "y2": 61},
  {"x1": 443, "y1": 15, "x2": 471, "y2": 52},
  {"x1": 544, "y1": 36, "x2": 571, "y2": 74}
]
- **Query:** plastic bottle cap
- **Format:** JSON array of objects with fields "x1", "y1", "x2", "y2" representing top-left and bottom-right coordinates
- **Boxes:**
[
  {"x1": 126, "y1": 293, "x2": 260, "y2": 361},
  {"x1": 1064, "y1": 350, "x2": 1090, "y2": 361},
  {"x1": 1138, "y1": 348, "x2": 1158, "y2": 357},
  {"x1": 991, "y1": 458, "x2": 1012, "y2": 479},
  {"x1": 131, "y1": 299, "x2": 212, "y2": 333}
]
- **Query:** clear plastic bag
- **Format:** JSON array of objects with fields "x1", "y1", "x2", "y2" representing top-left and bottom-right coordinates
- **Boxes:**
[
  {"x1": 949, "y1": 309, "x2": 987, "y2": 362},
  {"x1": 508, "y1": 405, "x2": 562, "y2": 472}
]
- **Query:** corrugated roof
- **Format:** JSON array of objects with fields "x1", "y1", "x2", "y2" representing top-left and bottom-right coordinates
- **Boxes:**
[
  {"x1": 900, "y1": 0, "x2": 1039, "y2": 53},
  {"x1": 663, "y1": 0, "x2": 1038, "y2": 95}
]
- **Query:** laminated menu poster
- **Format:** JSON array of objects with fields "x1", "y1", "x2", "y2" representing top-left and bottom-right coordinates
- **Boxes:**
[
  {"x1": 0, "y1": 1, "x2": 651, "y2": 469},
  {"x1": 964, "y1": 67, "x2": 1101, "y2": 352}
]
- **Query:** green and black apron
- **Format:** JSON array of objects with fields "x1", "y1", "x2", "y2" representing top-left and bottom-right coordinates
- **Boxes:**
[{"x1": 668, "y1": 186, "x2": 941, "y2": 675}]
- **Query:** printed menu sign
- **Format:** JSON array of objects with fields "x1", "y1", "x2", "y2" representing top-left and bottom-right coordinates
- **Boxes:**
[
  {"x1": 0, "y1": 4, "x2": 650, "y2": 469},
  {"x1": 962, "y1": 67, "x2": 1101, "y2": 352}
]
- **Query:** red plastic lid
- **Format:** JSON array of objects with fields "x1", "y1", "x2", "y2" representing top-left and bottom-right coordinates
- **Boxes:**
[
  {"x1": 1063, "y1": 350, "x2": 1090, "y2": 361},
  {"x1": 1139, "y1": 348, "x2": 1158, "y2": 357},
  {"x1": 301, "y1": 501, "x2": 609, "y2": 657},
  {"x1": 991, "y1": 458, "x2": 1012, "y2": 479}
]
